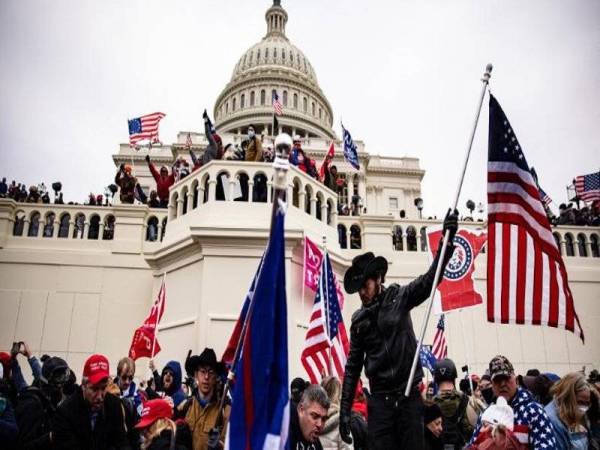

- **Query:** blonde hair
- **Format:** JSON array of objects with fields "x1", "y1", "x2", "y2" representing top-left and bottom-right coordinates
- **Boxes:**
[
  {"x1": 551, "y1": 372, "x2": 590, "y2": 428},
  {"x1": 117, "y1": 357, "x2": 136, "y2": 376},
  {"x1": 321, "y1": 376, "x2": 342, "y2": 405},
  {"x1": 141, "y1": 417, "x2": 176, "y2": 450}
]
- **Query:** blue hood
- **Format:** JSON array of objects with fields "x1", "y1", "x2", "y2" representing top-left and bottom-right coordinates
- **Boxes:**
[{"x1": 162, "y1": 360, "x2": 182, "y2": 394}]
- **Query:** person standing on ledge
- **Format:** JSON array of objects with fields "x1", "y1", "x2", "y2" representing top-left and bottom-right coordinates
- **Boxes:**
[{"x1": 339, "y1": 209, "x2": 459, "y2": 450}]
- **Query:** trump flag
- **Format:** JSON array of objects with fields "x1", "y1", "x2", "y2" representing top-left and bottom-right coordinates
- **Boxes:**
[
  {"x1": 128, "y1": 279, "x2": 166, "y2": 360},
  {"x1": 426, "y1": 227, "x2": 487, "y2": 314}
]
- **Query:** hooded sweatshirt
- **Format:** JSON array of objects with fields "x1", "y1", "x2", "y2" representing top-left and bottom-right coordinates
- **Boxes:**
[
  {"x1": 319, "y1": 403, "x2": 353, "y2": 450},
  {"x1": 162, "y1": 361, "x2": 185, "y2": 408}
]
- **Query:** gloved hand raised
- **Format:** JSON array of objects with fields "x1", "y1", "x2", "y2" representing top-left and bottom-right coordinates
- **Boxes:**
[
  {"x1": 442, "y1": 208, "x2": 459, "y2": 242},
  {"x1": 339, "y1": 412, "x2": 353, "y2": 444},
  {"x1": 145, "y1": 154, "x2": 150, "y2": 163}
]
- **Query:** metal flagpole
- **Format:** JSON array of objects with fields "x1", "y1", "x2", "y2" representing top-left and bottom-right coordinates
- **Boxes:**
[
  {"x1": 150, "y1": 272, "x2": 165, "y2": 359},
  {"x1": 405, "y1": 64, "x2": 493, "y2": 397},
  {"x1": 302, "y1": 235, "x2": 306, "y2": 321},
  {"x1": 458, "y1": 310, "x2": 474, "y2": 395},
  {"x1": 322, "y1": 236, "x2": 332, "y2": 376}
]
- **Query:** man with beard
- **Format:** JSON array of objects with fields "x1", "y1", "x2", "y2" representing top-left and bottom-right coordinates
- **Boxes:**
[
  {"x1": 16, "y1": 357, "x2": 70, "y2": 449},
  {"x1": 339, "y1": 210, "x2": 459, "y2": 449},
  {"x1": 52, "y1": 354, "x2": 131, "y2": 450}
]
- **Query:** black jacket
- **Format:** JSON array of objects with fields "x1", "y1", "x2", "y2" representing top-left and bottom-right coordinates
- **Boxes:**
[
  {"x1": 289, "y1": 405, "x2": 324, "y2": 450},
  {"x1": 15, "y1": 386, "x2": 57, "y2": 449},
  {"x1": 51, "y1": 386, "x2": 132, "y2": 450},
  {"x1": 341, "y1": 243, "x2": 454, "y2": 416}
]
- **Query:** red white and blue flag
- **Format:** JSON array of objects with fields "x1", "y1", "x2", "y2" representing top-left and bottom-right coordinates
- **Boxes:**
[
  {"x1": 272, "y1": 91, "x2": 283, "y2": 116},
  {"x1": 487, "y1": 94, "x2": 583, "y2": 340},
  {"x1": 432, "y1": 315, "x2": 448, "y2": 360},
  {"x1": 225, "y1": 209, "x2": 289, "y2": 450},
  {"x1": 128, "y1": 112, "x2": 166, "y2": 147},
  {"x1": 301, "y1": 252, "x2": 350, "y2": 384},
  {"x1": 575, "y1": 171, "x2": 600, "y2": 203}
]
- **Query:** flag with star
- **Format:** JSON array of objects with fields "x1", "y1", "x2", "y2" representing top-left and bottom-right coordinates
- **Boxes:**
[{"x1": 128, "y1": 112, "x2": 166, "y2": 147}]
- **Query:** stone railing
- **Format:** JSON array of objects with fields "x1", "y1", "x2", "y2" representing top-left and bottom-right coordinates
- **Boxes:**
[{"x1": 166, "y1": 160, "x2": 339, "y2": 227}]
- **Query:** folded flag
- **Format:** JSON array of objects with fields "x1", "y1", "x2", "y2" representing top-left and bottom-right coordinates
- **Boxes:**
[{"x1": 128, "y1": 112, "x2": 166, "y2": 147}]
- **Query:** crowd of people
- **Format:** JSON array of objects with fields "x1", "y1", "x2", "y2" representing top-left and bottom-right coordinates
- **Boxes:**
[
  {"x1": 1, "y1": 341, "x2": 599, "y2": 450},
  {"x1": 552, "y1": 203, "x2": 600, "y2": 227}
]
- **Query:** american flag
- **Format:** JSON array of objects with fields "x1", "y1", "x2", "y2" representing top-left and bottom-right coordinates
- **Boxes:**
[
  {"x1": 272, "y1": 91, "x2": 283, "y2": 116},
  {"x1": 432, "y1": 315, "x2": 447, "y2": 360},
  {"x1": 128, "y1": 112, "x2": 166, "y2": 147},
  {"x1": 185, "y1": 132, "x2": 192, "y2": 150},
  {"x1": 575, "y1": 171, "x2": 600, "y2": 203},
  {"x1": 487, "y1": 95, "x2": 583, "y2": 340},
  {"x1": 301, "y1": 252, "x2": 349, "y2": 383},
  {"x1": 539, "y1": 187, "x2": 552, "y2": 207}
]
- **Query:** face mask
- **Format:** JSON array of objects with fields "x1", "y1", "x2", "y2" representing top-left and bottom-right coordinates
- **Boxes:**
[
  {"x1": 578, "y1": 405, "x2": 589, "y2": 415},
  {"x1": 481, "y1": 387, "x2": 494, "y2": 404},
  {"x1": 248, "y1": 130, "x2": 255, "y2": 139}
]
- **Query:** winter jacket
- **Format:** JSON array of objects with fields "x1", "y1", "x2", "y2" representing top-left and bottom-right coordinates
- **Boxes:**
[
  {"x1": 148, "y1": 163, "x2": 175, "y2": 203},
  {"x1": 470, "y1": 387, "x2": 557, "y2": 450},
  {"x1": 319, "y1": 403, "x2": 353, "y2": 450},
  {"x1": 245, "y1": 136, "x2": 263, "y2": 162},
  {"x1": 0, "y1": 396, "x2": 18, "y2": 448},
  {"x1": 201, "y1": 118, "x2": 222, "y2": 165},
  {"x1": 115, "y1": 171, "x2": 137, "y2": 204},
  {"x1": 434, "y1": 389, "x2": 474, "y2": 447},
  {"x1": 185, "y1": 393, "x2": 230, "y2": 450},
  {"x1": 51, "y1": 386, "x2": 132, "y2": 450},
  {"x1": 161, "y1": 361, "x2": 186, "y2": 409},
  {"x1": 11, "y1": 356, "x2": 42, "y2": 393},
  {"x1": 15, "y1": 385, "x2": 58, "y2": 449},
  {"x1": 340, "y1": 242, "x2": 455, "y2": 417},
  {"x1": 545, "y1": 399, "x2": 590, "y2": 450},
  {"x1": 424, "y1": 427, "x2": 443, "y2": 450}
]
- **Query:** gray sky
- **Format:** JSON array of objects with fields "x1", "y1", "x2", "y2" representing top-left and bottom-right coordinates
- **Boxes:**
[{"x1": 1, "y1": 0, "x2": 598, "y2": 217}]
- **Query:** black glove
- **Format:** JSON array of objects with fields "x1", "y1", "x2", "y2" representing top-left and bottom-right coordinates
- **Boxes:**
[
  {"x1": 119, "y1": 163, "x2": 125, "y2": 171},
  {"x1": 207, "y1": 428, "x2": 221, "y2": 450},
  {"x1": 145, "y1": 154, "x2": 150, "y2": 163},
  {"x1": 339, "y1": 412, "x2": 353, "y2": 444},
  {"x1": 442, "y1": 208, "x2": 459, "y2": 242},
  {"x1": 203, "y1": 109, "x2": 209, "y2": 120}
]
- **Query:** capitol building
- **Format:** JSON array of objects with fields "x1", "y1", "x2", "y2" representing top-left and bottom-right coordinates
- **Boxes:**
[{"x1": 0, "y1": 1, "x2": 598, "y2": 382}]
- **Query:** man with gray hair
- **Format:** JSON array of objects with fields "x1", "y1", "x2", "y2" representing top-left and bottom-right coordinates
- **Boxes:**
[{"x1": 290, "y1": 384, "x2": 331, "y2": 450}]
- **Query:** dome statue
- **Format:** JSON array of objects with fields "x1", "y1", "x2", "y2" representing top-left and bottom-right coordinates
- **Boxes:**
[{"x1": 214, "y1": 1, "x2": 336, "y2": 139}]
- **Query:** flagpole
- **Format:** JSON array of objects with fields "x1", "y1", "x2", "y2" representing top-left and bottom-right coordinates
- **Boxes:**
[
  {"x1": 302, "y1": 236, "x2": 307, "y2": 325},
  {"x1": 322, "y1": 236, "x2": 333, "y2": 376},
  {"x1": 150, "y1": 272, "x2": 165, "y2": 360},
  {"x1": 404, "y1": 63, "x2": 492, "y2": 397},
  {"x1": 458, "y1": 310, "x2": 474, "y2": 395}
]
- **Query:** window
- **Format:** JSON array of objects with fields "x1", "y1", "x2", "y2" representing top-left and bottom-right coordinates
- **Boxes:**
[
  {"x1": 257, "y1": 49, "x2": 261, "y2": 61},
  {"x1": 225, "y1": 102, "x2": 229, "y2": 114},
  {"x1": 250, "y1": 91, "x2": 255, "y2": 106},
  {"x1": 311, "y1": 102, "x2": 315, "y2": 116},
  {"x1": 260, "y1": 90, "x2": 266, "y2": 106},
  {"x1": 389, "y1": 197, "x2": 398, "y2": 210},
  {"x1": 283, "y1": 90, "x2": 288, "y2": 106},
  {"x1": 232, "y1": 97, "x2": 236, "y2": 111},
  {"x1": 290, "y1": 51, "x2": 293, "y2": 62},
  {"x1": 293, "y1": 93, "x2": 298, "y2": 109},
  {"x1": 282, "y1": 48, "x2": 285, "y2": 60},
  {"x1": 265, "y1": 48, "x2": 269, "y2": 59},
  {"x1": 240, "y1": 94, "x2": 245, "y2": 109},
  {"x1": 303, "y1": 97, "x2": 307, "y2": 112},
  {"x1": 319, "y1": 108, "x2": 322, "y2": 119},
  {"x1": 250, "y1": 51, "x2": 253, "y2": 62},
  {"x1": 274, "y1": 47, "x2": 277, "y2": 59}
]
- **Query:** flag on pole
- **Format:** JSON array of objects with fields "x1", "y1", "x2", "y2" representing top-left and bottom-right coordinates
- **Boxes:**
[
  {"x1": 303, "y1": 237, "x2": 345, "y2": 308},
  {"x1": 341, "y1": 123, "x2": 360, "y2": 170},
  {"x1": 539, "y1": 187, "x2": 552, "y2": 207},
  {"x1": 301, "y1": 253, "x2": 350, "y2": 384},
  {"x1": 128, "y1": 279, "x2": 166, "y2": 360},
  {"x1": 128, "y1": 112, "x2": 166, "y2": 147},
  {"x1": 319, "y1": 143, "x2": 336, "y2": 181},
  {"x1": 432, "y1": 315, "x2": 447, "y2": 360},
  {"x1": 185, "y1": 133, "x2": 192, "y2": 150},
  {"x1": 426, "y1": 226, "x2": 487, "y2": 314},
  {"x1": 487, "y1": 94, "x2": 584, "y2": 340},
  {"x1": 419, "y1": 345, "x2": 438, "y2": 375},
  {"x1": 574, "y1": 171, "x2": 600, "y2": 203},
  {"x1": 273, "y1": 114, "x2": 280, "y2": 135},
  {"x1": 225, "y1": 209, "x2": 289, "y2": 450},
  {"x1": 272, "y1": 91, "x2": 283, "y2": 116}
]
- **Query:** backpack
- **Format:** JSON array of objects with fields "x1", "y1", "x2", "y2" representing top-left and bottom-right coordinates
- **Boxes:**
[{"x1": 439, "y1": 392, "x2": 469, "y2": 449}]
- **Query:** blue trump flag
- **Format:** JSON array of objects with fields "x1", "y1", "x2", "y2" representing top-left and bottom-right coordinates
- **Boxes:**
[
  {"x1": 341, "y1": 123, "x2": 360, "y2": 170},
  {"x1": 226, "y1": 208, "x2": 289, "y2": 450},
  {"x1": 419, "y1": 345, "x2": 437, "y2": 375}
]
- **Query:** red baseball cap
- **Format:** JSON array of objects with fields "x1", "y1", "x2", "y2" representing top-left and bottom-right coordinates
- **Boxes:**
[
  {"x1": 83, "y1": 354, "x2": 110, "y2": 385},
  {"x1": 135, "y1": 399, "x2": 173, "y2": 429}
]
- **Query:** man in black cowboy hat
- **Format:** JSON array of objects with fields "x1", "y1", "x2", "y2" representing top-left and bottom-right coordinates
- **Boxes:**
[
  {"x1": 339, "y1": 210, "x2": 459, "y2": 450},
  {"x1": 184, "y1": 348, "x2": 229, "y2": 450}
]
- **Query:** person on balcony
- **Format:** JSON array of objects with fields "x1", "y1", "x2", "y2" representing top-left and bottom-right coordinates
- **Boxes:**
[
  {"x1": 146, "y1": 155, "x2": 174, "y2": 208},
  {"x1": 245, "y1": 125, "x2": 263, "y2": 162},
  {"x1": 115, "y1": 164, "x2": 137, "y2": 204},
  {"x1": 289, "y1": 135, "x2": 309, "y2": 172}
]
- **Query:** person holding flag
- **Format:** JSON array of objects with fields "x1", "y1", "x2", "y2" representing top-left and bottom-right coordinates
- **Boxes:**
[{"x1": 339, "y1": 210, "x2": 459, "y2": 449}]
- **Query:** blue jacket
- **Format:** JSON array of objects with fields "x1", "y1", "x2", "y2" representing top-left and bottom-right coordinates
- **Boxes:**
[
  {"x1": 163, "y1": 361, "x2": 186, "y2": 408},
  {"x1": 545, "y1": 399, "x2": 590, "y2": 450}
]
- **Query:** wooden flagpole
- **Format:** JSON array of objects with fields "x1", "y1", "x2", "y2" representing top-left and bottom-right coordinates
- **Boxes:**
[{"x1": 405, "y1": 64, "x2": 492, "y2": 397}]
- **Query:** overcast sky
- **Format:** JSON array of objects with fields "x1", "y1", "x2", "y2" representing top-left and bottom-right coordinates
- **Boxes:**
[{"x1": 1, "y1": 0, "x2": 598, "y2": 217}]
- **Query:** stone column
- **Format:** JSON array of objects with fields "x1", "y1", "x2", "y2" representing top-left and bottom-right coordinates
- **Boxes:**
[
  {"x1": 67, "y1": 220, "x2": 74, "y2": 239},
  {"x1": 176, "y1": 198, "x2": 184, "y2": 218},
  {"x1": 52, "y1": 219, "x2": 60, "y2": 238},
  {"x1": 228, "y1": 179, "x2": 236, "y2": 202},
  {"x1": 248, "y1": 180, "x2": 254, "y2": 203},
  {"x1": 347, "y1": 177, "x2": 354, "y2": 207},
  {"x1": 331, "y1": 208, "x2": 338, "y2": 227},
  {"x1": 320, "y1": 202, "x2": 327, "y2": 222},
  {"x1": 98, "y1": 223, "x2": 105, "y2": 240},
  {"x1": 208, "y1": 180, "x2": 217, "y2": 202},
  {"x1": 267, "y1": 181, "x2": 273, "y2": 203},
  {"x1": 359, "y1": 175, "x2": 367, "y2": 213},
  {"x1": 198, "y1": 187, "x2": 205, "y2": 207},
  {"x1": 187, "y1": 191, "x2": 195, "y2": 210},
  {"x1": 298, "y1": 191, "x2": 306, "y2": 212},
  {"x1": 310, "y1": 198, "x2": 317, "y2": 217}
]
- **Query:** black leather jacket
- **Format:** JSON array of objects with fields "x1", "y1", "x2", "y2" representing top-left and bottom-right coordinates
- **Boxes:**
[{"x1": 341, "y1": 242, "x2": 454, "y2": 416}]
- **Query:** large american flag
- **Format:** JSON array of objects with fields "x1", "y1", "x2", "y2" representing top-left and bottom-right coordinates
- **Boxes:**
[
  {"x1": 487, "y1": 94, "x2": 583, "y2": 340},
  {"x1": 432, "y1": 315, "x2": 447, "y2": 360},
  {"x1": 575, "y1": 171, "x2": 600, "y2": 203},
  {"x1": 301, "y1": 252, "x2": 349, "y2": 383},
  {"x1": 128, "y1": 112, "x2": 166, "y2": 147},
  {"x1": 272, "y1": 91, "x2": 283, "y2": 116}
]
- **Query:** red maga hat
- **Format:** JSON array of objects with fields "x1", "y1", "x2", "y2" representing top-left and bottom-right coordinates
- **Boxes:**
[
  {"x1": 83, "y1": 354, "x2": 110, "y2": 385},
  {"x1": 135, "y1": 399, "x2": 173, "y2": 429}
]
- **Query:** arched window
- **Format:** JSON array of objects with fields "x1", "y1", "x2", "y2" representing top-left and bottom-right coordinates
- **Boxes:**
[
  {"x1": 253, "y1": 172, "x2": 268, "y2": 203},
  {"x1": 274, "y1": 47, "x2": 277, "y2": 59},
  {"x1": 232, "y1": 97, "x2": 236, "y2": 111},
  {"x1": 283, "y1": 90, "x2": 288, "y2": 107},
  {"x1": 13, "y1": 212, "x2": 25, "y2": 236},
  {"x1": 338, "y1": 224, "x2": 348, "y2": 249},
  {"x1": 265, "y1": 48, "x2": 269, "y2": 59},
  {"x1": 420, "y1": 227, "x2": 428, "y2": 252},
  {"x1": 203, "y1": 175, "x2": 210, "y2": 204},
  {"x1": 564, "y1": 233, "x2": 574, "y2": 257},
  {"x1": 146, "y1": 216, "x2": 159, "y2": 242},
  {"x1": 87, "y1": 215, "x2": 100, "y2": 240},
  {"x1": 591, "y1": 234, "x2": 599, "y2": 257},
  {"x1": 303, "y1": 97, "x2": 307, "y2": 112},
  {"x1": 577, "y1": 233, "x2": 587, "y2": 257},
  {"x1": 250, "y1": 91, "x2": 255, "y2": 106},
  {"x1": 292, "y1": 178, "x2": 301, "y2": 208},
  {"x1": 103, "y1": 215, "x2": 115, "y2": 240},
  {"x1": 407, "y1": 226, "x2": 417, "y2": 251},
  {"x1": 293, "y1": 93, "x2": 298, "y2": 109},
  {"x1": 225, "y1": 102, "x2": 229, "y2": 114},
  {"x1": 257, "y1": 49, "x2": 261, "y2": 61},
  {"x1": 553, "y1": 232, "x2": 562, "y2": 254},
  {"x1": 260, "y1": 90, "x2": 266, "y2": 106},
  {"x1": 58, "y1": 213, "x2": 70, "y2": 238},
  {"x1": 393, "y1": 225, "x2": 403, "y2": 251},
  {"x1": 319, "y1": 108, "x2": 322, "y2": 119},
  {"x1": 290, "y1": 51, "x2": 293, "y2": 62},
  {"x1": 42, "y1": 212, "x2": 55, "y2": 238},
  {"x1": 28, "y1": 212, "x2": 40, "y2": 237},
  {"x1": 281, "y1": 48, "x2": 285, "y2": 60},
  {"x1": 240, "y1": 94, "x2": 245, "y2": 109},
  {"x1": 73, "y1": 213, "x2": 85, "y2": 238},
  {"x1": 304, "y1": 185, "x2": 312, "y2": 214},
  {"x1": 311, "y1": 102, "x2": 315, "y2": 116},
  {"x1": 249, "y1": 51, "x2": 253, "y2": 62},
  {"x1": 350, "y1": 225, "x2": 362, "y2": 249}
]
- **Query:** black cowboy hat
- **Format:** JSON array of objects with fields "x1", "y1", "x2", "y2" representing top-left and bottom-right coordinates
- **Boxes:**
[
  {"x1": 185, "y1": 348, "x2": 226, "y2": 376},
  {"x1": 343, "y1": 252, "x2": 388, "y2": 294}
]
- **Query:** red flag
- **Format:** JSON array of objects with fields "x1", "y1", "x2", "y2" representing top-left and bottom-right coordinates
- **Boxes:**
[
  {"x1": 128, "y1": 279, "x2": 166, "y2": 360},
  {"x1": 303, "y1": 237, "x2": 345, "y2": 309},
  {"x1": 319, "y1": 143, "x2": 335, "y2": 181},
  {"x1": 427, "y1": 227, "x2": 487, "y2": 313}
]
